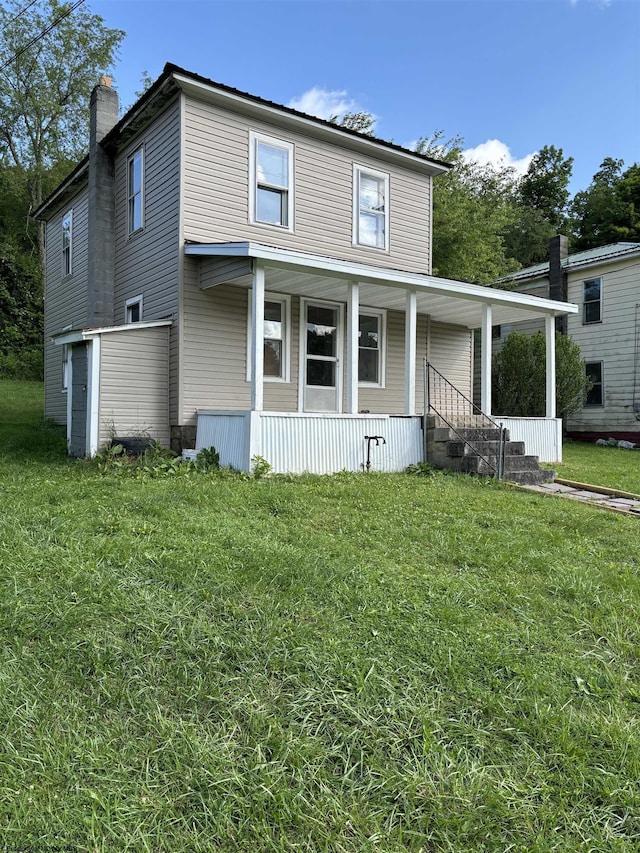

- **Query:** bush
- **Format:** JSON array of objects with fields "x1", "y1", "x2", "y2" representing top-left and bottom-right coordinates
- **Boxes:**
[{"x1": 493, "y1": 331, "x2": 590, "y2": 417}]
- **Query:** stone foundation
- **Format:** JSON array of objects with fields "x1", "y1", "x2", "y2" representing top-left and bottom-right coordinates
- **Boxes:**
[{"x1": 170, "y1": 424, "x2": 197, "y2": 455}]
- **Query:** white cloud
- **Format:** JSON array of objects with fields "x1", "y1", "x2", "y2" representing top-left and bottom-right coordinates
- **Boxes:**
[
  {"x1": 462, "y1": 139, "x2": 535, "y2": 177},
  {"x1": 287, "y1": 87, "x2": 360, "y2": 121}
]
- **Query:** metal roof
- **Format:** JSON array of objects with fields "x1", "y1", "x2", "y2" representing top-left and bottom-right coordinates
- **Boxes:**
[{"x1": 500, "y1": 242, "x2": 640, "y2": 285}]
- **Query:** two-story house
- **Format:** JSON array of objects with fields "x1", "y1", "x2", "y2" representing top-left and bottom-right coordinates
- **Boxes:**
[
  {"x1": 496, "y1": 237, "x2": 640, "y2": 442},
  {"x1": 35, "y1": 64, "x2": 576, "y2": 473}
]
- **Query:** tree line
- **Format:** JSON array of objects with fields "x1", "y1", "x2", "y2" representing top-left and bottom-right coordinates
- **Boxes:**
[{"x1": 1, "y1": 0, "x2": 639, "y2": 380}]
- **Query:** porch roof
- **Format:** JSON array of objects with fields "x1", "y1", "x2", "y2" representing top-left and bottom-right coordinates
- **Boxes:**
[{"x1": 185, "y1": 242, "x2": 578, "y2": 328}]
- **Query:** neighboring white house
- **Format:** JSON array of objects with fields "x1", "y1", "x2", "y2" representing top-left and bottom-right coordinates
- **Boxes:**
[
  {"x1": 496, "y1": 239, "x2": 640, "y2": 441},
  {"x1": 34, "y1": 64, "x2": 575, "y2": 472}
]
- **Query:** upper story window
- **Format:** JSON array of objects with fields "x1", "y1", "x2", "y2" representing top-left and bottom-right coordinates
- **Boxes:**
[
  {"x1": 358, "y1": 310, "x2": 386, "y2": 386},
  {"x1": 583, "y1": 277, "x2": 602, "y2": 324},
  {"x1": 125, "y1": 295, "x2": 143, "y2": 323},
  {"x1": 62, "y1": 210, "x2": 72, "y2": 276},
  {"x1": 249, "y1": 132, "x2": 294, "y2": 230},
  {"x1": 353, "y1": 165, "x2": 389, "y2": 251},
  {"x1": 128, "y1": 147, "x2": 144, "y2": 235}
]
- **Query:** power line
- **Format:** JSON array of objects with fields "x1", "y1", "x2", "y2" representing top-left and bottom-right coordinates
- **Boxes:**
[
  {"x1": 9, "y1": 0, "x2": 40, "y2": 25},
  {"x1": 1, "y1": 0, "x2": 86, "y2": 71}
]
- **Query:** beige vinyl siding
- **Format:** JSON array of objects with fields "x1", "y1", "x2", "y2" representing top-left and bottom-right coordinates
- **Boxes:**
[
  {"x1": 98, "y1": 326, "x2": 170, "y2": 448},
  {"x1": 43, "y1": 190, "x2": 90, "y2": 424},
  {"x1": 114, "y1": 98, "x2": 181, "y2": 324},
  {"x1": 429, "y1": 320, "x2": 473, "y2": 400},
  {"x1": 182, "y1": 97, "x2": 431, "y2": 274},
  {"x1": 566, "y1": 261, "x2": 640, "y2": 433}
]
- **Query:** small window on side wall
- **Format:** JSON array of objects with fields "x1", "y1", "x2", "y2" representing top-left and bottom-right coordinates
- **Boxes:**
[
  {"x1": 585, "y1": 361, "x2": 603, "y2": 406},
  {"x1": 126, "y1": 295, "x2": 143, "y2": 323},
  {"x1": 249, "y1": 132, "x2": 294, "y2": 230},
  {"x1": 128, "y1": 148, "x2": 144, "y2": 235},
  {"x1": 62, "y1": 210, "x2": 73, "y2": 276},
  {"x1": 353, "y1": 165, "x2": 389, "y2": 251},
  {"x1": 358, "y1": 310, "x2": 385, "y2": 386},
  {"x1": 583, "y1": 277, "x2": 602, "y2": 324}
]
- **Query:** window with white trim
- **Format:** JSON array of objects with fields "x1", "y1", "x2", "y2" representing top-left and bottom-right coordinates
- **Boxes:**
[
  {"x1": 247, "y1": 294, "x2": 291, "y2": 382},
  {"x1": 353, "y1": 165, "x2": 389, "y2": 250},
  {"x1": 358, "y1": 310, "x2": 386, "y2": 386},
  {"x1": 62, "y1": 210, "x2": 72, "y2": 276},
  {"x1": 126, "y1": 295, "x2": 143, "y2": 323},
  {"x1": 249, "y1": 133, "x2": 294, "y2": 229},
  {"x1": 128, "y1": 148, "x2": 144, "y2": 235},
  {"x1": 583, "y1": 277, "x2": 602, "y2": 324},
  {"x1": 585, "y1": 361, "x2": 603, "y2": 406},
  {"x1": 62, "y1": 344, "x2": 69, "y2": 391}
]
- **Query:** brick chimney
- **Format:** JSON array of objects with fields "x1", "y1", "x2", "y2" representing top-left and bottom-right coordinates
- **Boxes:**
[
  {"x1": 549, "y1": 235, "x2": 568, "y2": 334},
  {"x1": 87, "y1": 76, "x2": 119, "y2": 326}
]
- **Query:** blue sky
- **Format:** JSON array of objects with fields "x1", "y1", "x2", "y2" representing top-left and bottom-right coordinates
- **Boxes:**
[{"x1": 91, "y1": 0, "x2": 640, "y2": 196}]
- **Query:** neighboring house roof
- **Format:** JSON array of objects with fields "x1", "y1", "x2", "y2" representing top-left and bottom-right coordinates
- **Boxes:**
[
  {"x1": 499, "y1": 242, "x2": 640, "y2": 287},
  {"x1": 34, "y1": 62, "x2": 452, "y2": 220}
]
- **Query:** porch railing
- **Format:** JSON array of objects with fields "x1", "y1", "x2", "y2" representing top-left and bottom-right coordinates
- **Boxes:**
[{"x1": 423, "y1": 360, "x2": 507, "y2": 480}]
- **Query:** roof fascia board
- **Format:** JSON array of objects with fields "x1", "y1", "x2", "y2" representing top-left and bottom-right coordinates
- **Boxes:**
[
  {"x1": 52, "y1": 319, "x2": 172, "y2": 345},
  {"x1": 172, "y1": 72, "x2": 449, "y2": 177},
  {"x1": 185, "y1": 242, "x2": 577, "y2": 316}
]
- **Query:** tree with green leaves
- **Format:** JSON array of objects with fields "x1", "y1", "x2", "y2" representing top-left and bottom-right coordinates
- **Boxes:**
[
  {"x1": 493, "y1": 331, "x2": 590, "y2": 418},
  {"x1": 0, "y1": 0, "x2": 124, "y2": 261},
  {"x1": 502, "y1": 145, "x2": 574, "y2": 267},
  {"x1": 570, "y1": 158, "x2": 640, "y2": 250},
  {"x1": 416, "y1": 132, "x2": 520, "y2": 283}
]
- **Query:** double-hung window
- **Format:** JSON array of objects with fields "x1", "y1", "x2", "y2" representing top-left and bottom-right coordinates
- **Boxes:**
[
  {"x1": 583, "y1": 277, "x2": 602, "y2": 324},
  {"x1": 358, "y1": 310, "x2": 385, "y2": 386},
  {"x1": 250, "y1": 133, "x2": 294, "y2": 229},
  {"x1": 353, "y1": 165, "x2": 389, "y2": 250},
  {"x1": 62, "y1": 210, "x2": 72, "y2": 277},
  {"x1": 585, "y1": 361, "x2": 604, "y2": 406},
  {"x1": 247, "y1": 294, "x2": 291, "y2": 382},
  {"x1": 125, "y1": 295, "x2": 143, "y2": 323},
  {"x1": 128, "y1": 147, "x2": 144, "y2": 235}
]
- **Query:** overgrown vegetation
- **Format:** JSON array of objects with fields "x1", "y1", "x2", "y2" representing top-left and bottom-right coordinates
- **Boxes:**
[{"x1": 1, "y1": 381, "x2": 639, "y2": 850}]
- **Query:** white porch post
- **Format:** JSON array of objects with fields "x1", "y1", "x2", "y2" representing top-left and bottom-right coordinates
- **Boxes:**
[
  {"x1": 481, "y1": 303, "x2": 492, "y2": 416},
  {"x1": 545, "y1": 314, "x2": 556, "y2": 419},
  {"x1": 346, "y1": 281, "x2": 360, "y2": 414},
  {"x1": 250, "y1": 261, "x2": 265, "y2": 412},
  {"x1": 405, "y1": 289, "x2": 417, "y2": 415}
]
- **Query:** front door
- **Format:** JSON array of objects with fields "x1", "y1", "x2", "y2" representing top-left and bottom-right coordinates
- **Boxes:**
[
  {"x1": 70, "y1": 342, "x2": 88, "y2": 457},
  {"x1": 303, "y1": 301, "x2": 342, "y2": 412}
]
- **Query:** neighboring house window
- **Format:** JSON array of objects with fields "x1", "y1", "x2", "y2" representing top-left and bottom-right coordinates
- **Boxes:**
[
  {"x1": 583, "y1": 277, "x2": 602, "y2": 324},
  {"x1": 353, "y1": 165, "x2": 389, "y2": 250},
  {"x1": 247, "y1": 294, "x2": 291, "y2": 381},
  {"x1": 62, "y1": 210, "x2": 72, "y2": 276},
  {"x1": 249, "y1": 132, "x2": 294, "y2": 229},
  {"x1": 358, "y1": 310, "x2": 386, "y2": 386},
  {"x1": 126, "y1": 295, "x2": 143, "y2": 323},
  {"x1": 585, "y1": 361, "x2": 603, "y2": 406},
  {"x1": 492, "y1": 325, "x2": 501, "y2": 340},
  {"x1": 128, "y1": 148, "x2": 144, "y2": 235}
]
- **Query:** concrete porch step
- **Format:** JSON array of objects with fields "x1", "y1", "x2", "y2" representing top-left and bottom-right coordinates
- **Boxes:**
[
  {"x1": 462, "y1": 454, "x2": 543, "y2": 475},
  {"x1": 446, "y1": 440, "x2": 526, "y2": 457},
  {"x1": 431, "y1": 426, "x2": 507, "y2": 443}
]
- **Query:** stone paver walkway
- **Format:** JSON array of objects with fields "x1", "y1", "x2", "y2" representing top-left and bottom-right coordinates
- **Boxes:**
[{"x1": 523, "y1": 479, "x2": 640, "y2": 516}]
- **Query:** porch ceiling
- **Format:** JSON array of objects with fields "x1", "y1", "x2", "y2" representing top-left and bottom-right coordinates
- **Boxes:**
[{"x1": 186, "y1": 242, "x2": 578, "y2": 328}]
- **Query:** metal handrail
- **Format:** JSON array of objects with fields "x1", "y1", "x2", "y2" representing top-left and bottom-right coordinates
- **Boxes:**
[{"x1": 424, "y1": 360, "x2": 506, "y2": 479}]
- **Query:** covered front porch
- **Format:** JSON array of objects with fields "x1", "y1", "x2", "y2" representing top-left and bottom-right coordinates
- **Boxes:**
[{"x1": 185, "y1": 242, "x2": 578, "y2": 473}]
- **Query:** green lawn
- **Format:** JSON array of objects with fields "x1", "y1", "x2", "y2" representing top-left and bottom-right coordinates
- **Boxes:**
[
  {"x1": 1, "y1": 382, "x2": 639, "y2": 851},
  {"x1": 555, "y1": 440, "x2": 640, "y2": 494}
]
